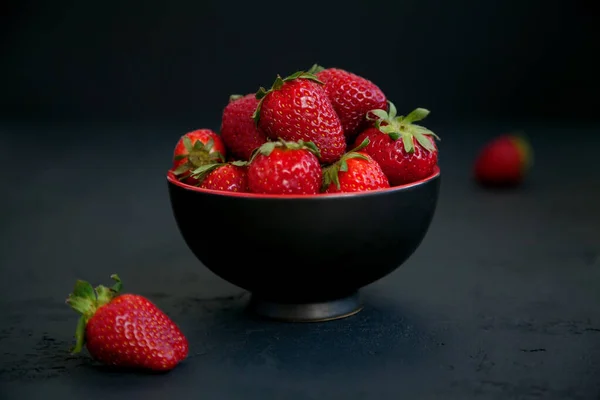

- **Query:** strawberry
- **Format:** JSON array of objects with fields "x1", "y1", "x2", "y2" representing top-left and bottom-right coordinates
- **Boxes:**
[
  {"x1": 247, "y1": 140, "x2": 322, "y2": 195},
  {"x1": 220, "y1": 94, "x2": 269, "y2": 161},
  {"x1": 322, "y1": 138, "x2": 390, "y2": 193},
  {"x1": 309, "y1": 64, "x2": 388, "y2": 140},
  {"x1": 354, "y1": 102, "x2": 440, "y2": 186},
  {"x1": 172, "y1": 129, "x2": 226, "y2": 184},
  {"x1": 66, "y1": 274, "x2": 188, "y2": 372},
  {"x1": 252, "y1": 70, "x2": 346, "y2": 164},
  {"x1": 190, "y1": 161, "x2": 249, "y2": 193},
  {"x1": 473, "y1": 133, "x2": 532, "y2": 187}
]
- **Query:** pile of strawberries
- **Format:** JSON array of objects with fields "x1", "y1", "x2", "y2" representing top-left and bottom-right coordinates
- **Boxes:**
[{"x1": 171, "y1": 64, "x2": 440, "y2": 195}]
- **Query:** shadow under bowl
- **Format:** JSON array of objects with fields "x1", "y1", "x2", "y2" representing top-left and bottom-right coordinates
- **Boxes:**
[{"x1": 167, "y1": 167, "x2": 441, "y2": 322}]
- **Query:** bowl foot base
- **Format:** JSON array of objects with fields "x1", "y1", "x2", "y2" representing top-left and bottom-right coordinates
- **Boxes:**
[{"x1": 248, "y1": 291, "x2": 363, "y2": 322}]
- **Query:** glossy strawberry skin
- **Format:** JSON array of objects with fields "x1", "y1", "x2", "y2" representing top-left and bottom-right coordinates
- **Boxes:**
[
  {"x1": 354, "y1": 128, "x2": 438, "y2": 186},
  {"x1": 316, "y1": 68, "x2": 387, "y2": 140},
  {"x1": 85, "y1": 294, "x2": 189, "y2": 372},
  {"x1": 220, "y1": 94, "x2": 269, "y2": 161},
  {"x1": 247, "y1": 147, "x2": 322, "y2": 195},
  {"x1": 474, "y1": 135, "x2": 527, "y2": 186},
  {"x1": 200, "y1": 164, "x2": 248, "y2": 193},
  {"x1": 323, "y1": 152, "x2": 390, "y2": 194},
  {"x1": 258, "y1": 79, "x2": 346, "y2": 164},
  {"x1": 173, "y1": 129, "x2": 226, "y2": 185}
]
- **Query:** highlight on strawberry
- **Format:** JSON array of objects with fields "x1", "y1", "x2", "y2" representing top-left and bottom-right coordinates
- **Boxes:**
[{"x1": 66, "y1": 274, "x2": 189, "y2": 372}]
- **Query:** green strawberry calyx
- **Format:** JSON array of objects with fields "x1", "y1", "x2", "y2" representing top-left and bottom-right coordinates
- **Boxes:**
[
  {"x1": 65, "y1": 274, "x2": 123, "y2": 354},
  {"x1": 322, "y1": 138, "x2": 371, "y2": 191},
  {"x1": 249, "y1": 139, "x2": 321, "y2": 163},
  {"x1": 251, "y1": 70, "x2": 324, "y2": 126},
  {"x1": 173, "y1": 135, "x2": 226, "y2": 180},
  {"x1": 307, "y1": 64, "x2": 326, "y2": 74},
  {"x1": 188, "y1": 160, "x2": 249, "y2": 186},
  {"x1": 367, "y1": 101, "x2": 441, "y2": 154},
  {"x1": 507, "y1": 132, "x2": 534, "y2": 173}
]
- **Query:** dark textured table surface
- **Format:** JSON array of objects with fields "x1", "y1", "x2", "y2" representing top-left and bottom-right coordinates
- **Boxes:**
[{"x1": 1, "y1": 121, "x2": 599, "y2": 399}]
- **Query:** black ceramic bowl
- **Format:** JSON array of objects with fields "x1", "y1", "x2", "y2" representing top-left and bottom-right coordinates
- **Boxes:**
[{"x1": 167, "y1": 167, "x2": 441, "y2": 322}]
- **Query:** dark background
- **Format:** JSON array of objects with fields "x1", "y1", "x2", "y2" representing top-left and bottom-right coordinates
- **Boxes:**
[
  {"x1": 1, "y1": 0, "x2": 598, "y2": 128},
  {"x1": 2, "y1": 2, "x2": 600, "y2": 398}
]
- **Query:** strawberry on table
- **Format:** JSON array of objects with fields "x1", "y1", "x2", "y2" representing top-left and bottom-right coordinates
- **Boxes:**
[
  {"x1": 220, "y1": 94, "x2": 269, "y2": 161},
  {"x1": 172, "y1": 129, "x2": 227, "y2": 185},
  {"x1": 322, "y1": 138, "x2": 390, "y2": 194},
  {"x1": 354, "y1": 102, "x2": 440, "y2": 186},
  {"x1": 190, "y1": 161, "x2": 249, "y2": 193},
  {"x1": 473, "y1": 133, "x2": 533, "y2": 187},
  {"x1": 252, "y1": 70, "x2": 346, "y2": 164},
  {"x1": 309, "y1": 64, "x2": 388, "y2": 140},
  {"x1": 247, "y1": 140, "x2": 323, "y2": 195},
  {"x1": 66, "y1": 274, "x2": 188, "y2": 372}
]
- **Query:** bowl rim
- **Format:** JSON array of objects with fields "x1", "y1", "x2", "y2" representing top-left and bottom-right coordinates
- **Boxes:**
[{"x1": 167, "y1": 165, "x2": 440, "y2": 199}]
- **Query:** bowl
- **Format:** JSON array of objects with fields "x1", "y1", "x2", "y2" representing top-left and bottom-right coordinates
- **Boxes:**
[{"x1": 166, "y1": 166, "x2": 441, "y2": 322}]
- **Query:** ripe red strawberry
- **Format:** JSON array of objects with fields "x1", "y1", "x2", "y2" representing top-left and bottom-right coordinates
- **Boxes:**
[
  {"x1": 322, "y1": 138, "x2": 390, "y2": 193},
  {"x1": 66, "y1": 274, "x2": 188, "y2": 372},
  {"x1": 189, "y1": 161, "x2": 249, "y2": 192},
  {"x1": 473, "y1": 134, "x2": 532, "y2": 187},
  {"x1": 247, "y1": 140, "x2": 322, "y2": 195},
  {"x1": 354, "y1": 102, "x2": 440, "y2": 186},
  {"x1": 252, "y1": 70, "x2": 346, "y2": 164},
  {"x1": 309, "y1": 64, "x2": 388, "y2": 140},
  {"x1": 220, "y1": 94, "x2": 269, "y2": 161},
  {"x1": 172, "y1": 129, "x2": 226, "y2": 185}
]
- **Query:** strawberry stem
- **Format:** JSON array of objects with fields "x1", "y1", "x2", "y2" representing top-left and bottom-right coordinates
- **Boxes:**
[{"x1": 66, "y1": 274, "x2": 122, "y2": 354}]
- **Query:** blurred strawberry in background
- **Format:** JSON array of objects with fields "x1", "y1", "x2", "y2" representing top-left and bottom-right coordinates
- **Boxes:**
[{"x1": 473, "y1": 133, "x2": 533, "y2": 187}]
